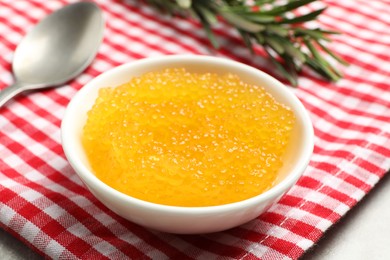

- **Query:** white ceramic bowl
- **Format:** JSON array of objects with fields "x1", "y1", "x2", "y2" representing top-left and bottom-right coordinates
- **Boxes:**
[{"x1": 61, "y1": 55, "x2": 314, "y2": 234}]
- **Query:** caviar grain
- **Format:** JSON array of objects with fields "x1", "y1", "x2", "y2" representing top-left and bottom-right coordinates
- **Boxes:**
[{"x1": 82, "y1": 68, "x2": 295, "y2": 206}]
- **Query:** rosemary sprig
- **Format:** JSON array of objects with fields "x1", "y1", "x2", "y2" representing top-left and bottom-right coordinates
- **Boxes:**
[{"x1": 143, "y1": 0, "x2": 348, "y2": 86}]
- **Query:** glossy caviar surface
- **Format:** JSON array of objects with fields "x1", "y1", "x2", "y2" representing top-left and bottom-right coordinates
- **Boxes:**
[{"x1": 82, "y1": 68, "x2": 295, "y2": 206}]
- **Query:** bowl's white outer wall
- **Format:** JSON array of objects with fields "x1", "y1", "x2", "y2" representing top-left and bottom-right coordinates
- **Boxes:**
[{"x1": 61, "y1": 55, "x2": 314, "y2": 234}]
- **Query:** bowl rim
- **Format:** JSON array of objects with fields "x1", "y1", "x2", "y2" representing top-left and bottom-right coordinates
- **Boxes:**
[{"x1": 61, "y1": 54, "x2": 314, "y2": 214}]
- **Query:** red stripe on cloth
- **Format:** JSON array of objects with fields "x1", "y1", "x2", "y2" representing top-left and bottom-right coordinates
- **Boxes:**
[
  {"x1": 297, "y1": 176, "x2": 357, "y2": 207},
  {"x1": 260, "y1": 236, "x2": 305, "y2": 259},
  {"x1": 327, "y1": 1, "x2": 390, "y2": 31},
  {"x1": 24, "y1": 0, "x2": 69, "y2": 19},
  {"x1": 280, "y1": 195, "x2": 341, "y2": 222},
  {"x1": 102, "y1": 3, "x2": 202, "y2": 54},
  {"x1": 0, "y1": 187, "x2": 20, "y2": 204},
  {"x1": 0, "y1": 55, "x2": 12, "y2": 73},
  {"x1": 113, "y1": 226, "x2": 190, "y2": 259},
  {"x1": 333, "y1": 40, "x2": 390, "y2": 70},
  {"x1": 354, "y1": 157, "x2": 388, "y2": 176},
  {"x1": 37, "y1": 218, "x2": 117, "y2": 259},
  {"x1": 337, "y1": 87, "x2": 390, "y2": 108},
  {"x1": 1, "y1": 1, "x2": 42, "y2": 24},
  {"x1": 302, "y1": 80, "x2": 390, "y2": 110},
  {"x1": 16, "y1": 97, "x2": 62, "y2": 127},
  {"x1": 0, "y1": 18, "x2": 20, "y2": 50},
  {"x1": 102, "y1": 36, "x2": 146, "y2": 60},
  {"x1": 44, "y1": 90, "x2": 72, "y2": 108},
  {"x1": 314, "y1": 147, "x2": 354, "y2": 160},
  {"x1": 312, "y1": 162, "x2": 374, "y2": 194},
  {"x1": 261, "y1": 212, "x2": 323, "y2": 241},
  {"x1": 0, "y1": 13, "x2": 31, "y2": 38},
  {"x1": 300, "y1": 87, "x2": 390, "y2": 123},
  {"x1": 222, "y1": 229, "x2": 285, "y2": 259},
  {"x1": 1, "y1": 112, "x2": 64, "y2": 159},
  {"x1": 81, "y1": 63, "x2": 104, "y2": 79},
  {"x1": 368, "y1": 144, "x2": 390, "y2": 158},
  {"x1": 313, "y1": 129, "x2": 369, "y2": 147},
  {"x1": 92, "y1": 213, "x2": 192, "y2": 259}
]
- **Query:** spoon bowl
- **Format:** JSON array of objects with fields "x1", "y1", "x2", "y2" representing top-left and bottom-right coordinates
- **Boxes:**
[{"x1": 0, "y1": 2, "x2": 104, "y2": 107}]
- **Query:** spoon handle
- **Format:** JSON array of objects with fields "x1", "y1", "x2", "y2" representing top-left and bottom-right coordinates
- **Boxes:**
[{"x1": 0, "y1": 82, "x2": 28, "y2": 108}]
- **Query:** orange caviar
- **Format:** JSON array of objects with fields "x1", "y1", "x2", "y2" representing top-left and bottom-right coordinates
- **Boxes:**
[{"x1": 82, "y1": 68, "x2": 295, "y2": 206}]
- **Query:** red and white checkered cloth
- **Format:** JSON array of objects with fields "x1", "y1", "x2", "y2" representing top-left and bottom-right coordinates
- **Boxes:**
[{"x1": 1, "y1": 0, "x2": 389, "y2": 259}]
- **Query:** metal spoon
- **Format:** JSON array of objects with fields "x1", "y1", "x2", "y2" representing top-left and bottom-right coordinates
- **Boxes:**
[{"x1": 0, "y1": 2, "x2": 104, "y2": 107}]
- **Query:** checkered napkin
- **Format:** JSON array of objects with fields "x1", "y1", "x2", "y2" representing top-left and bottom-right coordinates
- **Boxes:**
[{"x1": 1, "y1": 0, "x2": 390, "y2": 259}]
